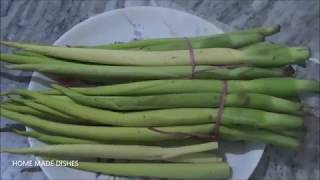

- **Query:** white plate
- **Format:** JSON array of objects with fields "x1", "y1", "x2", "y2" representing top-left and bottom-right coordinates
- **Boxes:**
[{"x1": 27, "y1": 6, "x2": 265, "y2": 180}]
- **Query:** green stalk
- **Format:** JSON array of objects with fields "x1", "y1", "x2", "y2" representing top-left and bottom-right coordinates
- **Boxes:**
[
  {"x1": 6, "y1": 63, "x2": 292, "y2": 81},
  {"x1": 52, "y1": 84, "x2": 308, "y2": 114},
  {"x1": 0, "y1": 109, "x2": 300, "y2": 148},
  {"x1": 14, "y1": 123, "x2": 299, "y2": 149},
  {"x1": 1, "y1": 101, "x2": 85, "y2": 124},
  {"x1": 279, "y1": 130, "x2": 304, "y2": 138},
  {"x1": 8, "y1": 98, "x2": 85, "y2": 124},
  {"x1": 0, "y1": 54, "x2": 66, "y2": 64},
  {"x1": 12, "y1": 128, "x2": 208, "y2": 147},
  {"x1": 1, "y1": 142, "x2": 218, "y2": 161},
  {"x1": 242, "y1": 42, "x2": 309, "y2": 66},
  {"x1": 22, "y1": 101, "x2": 76, "y2": 122},
  {"x1": 1, "y1": 108, "x2": 213, "y2": 143},
  {"x1": 1, "y1": 102, "x2": 47, "y2": 117},
  {"x1": 32, "y1": 78, "x2": 320, "y2": 97},
  {"x1": 89, "y1": 32, "x2": 264, "y2": 50},
  {"x1": 15, "y1": 51, "x2": 51, "y2": 58},
  {"x1": 166, "y1": 152, "x2": 223, "y2": 163},
  {"x1": 0, "y1": 41, "x2": 309, "y2": 67},
  {"x1": 75, "y1": 25, "x2": 280, "y2": 50},
  {"x1": 238, "y1": 25, "x2": 280, "y2": 36},
  {"x1": 13, "y1": 129, "x2": 99, "y2": 144},
  {"x1": 67, "y1": 150, "x2": 222, "y2": 163},
  {"x1": 241, "y1": 42, "x2": 289, "y2": 51},
  {"x1": 58, "y1": 161, "x2": 231, "y2": 180},
  {"x1": 13, "y1": 90, "x2": 303, "y2": 129},
  {"x1": 229, "y1": 124, "x2": 303, "y2": 139}
]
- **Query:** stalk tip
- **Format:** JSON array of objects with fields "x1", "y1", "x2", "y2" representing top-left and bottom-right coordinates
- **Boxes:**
[
  {"x1": 0, "y1": 41, "x2": 17, "y2": 48},
  {"x1": 263, "y1": 25, "x2": 281, "y2": 35},
  {"x1": 289, "y1": 47, "x2": 310, "y2": 61},
  {"x1": 5, "y1": 65, "x2": 18, "y2": 70},
  {"x1": 0, "y1": 148, "x2": 25, "y2": 154},
  {"x1": 12, "y1": 129, "x2": 27, "y2": 135},
  {"x1": 250, "y1": 25, "x2": 281, "y2": 36}
]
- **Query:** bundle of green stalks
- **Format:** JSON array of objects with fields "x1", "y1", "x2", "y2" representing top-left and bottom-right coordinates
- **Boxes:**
[
  {"x1": 0, "y1": 77, "x2": 315, "y2": 178},
  {"x1": 0, "y1": 41, "x2": 310, "y2": 66},
  {"x1": 0, "y1": 25, "x2": 310, "y2": 82},
  {"x1": 1, "y1": 77, "x2": 314, "y2": 147},
  {"x1": 1, "y1": 25, "x2": 319, "y2": 179},
  {"x1": 0, "y1": 53, "x2": 294, "y2": 81},
  {"x1": 0, "y1": 108, "x2": 302, "y2": 148}
]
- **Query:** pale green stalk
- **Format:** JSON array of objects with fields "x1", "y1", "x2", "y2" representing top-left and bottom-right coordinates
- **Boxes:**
[
  {"x1": 52, "y1": 84, "x2": 308, "y2": 114},
  {"x1": 13, "y1": 129, "x2": 100, "y2": 144},
  {"x1": 1, "y1": 102, "x2": 47, "y2": 117},
  {"x1": 88, "y1": 32, "x2": 264, "y2": 50},
  {"x1": 1, "y1": 142, "x2": 218, "y2": 161},
  {"x1": 17, "y1": 78, "x2": 318, "y2": 98},
  {"x1": 166, "y1": 152, "x2": 223, "y2": 163},
  {"x1": 11, "y1": 129, "x2": 223, "y2": 162},
  {"x1": 0, "y1": 109, "x2": 300, "y2": 148},
  {"x1": 13, "y1": 90, "x2": 303, "y2": 130},
  {"x1": 52, "y1": 160, "x2": 231, "y2": 180},
  {"x1": 15, "y1": 51, "x2": 51, "y2": 58},
  {"x1": 8, "y1": 98, "x2": 85, "y2": 124},
  {"x1": 6, "y1": 63, "x2": 292, "y2": 81},
  {"x1": 0, "y1": 54, "x2": 66, "y2": 64},
  {"x1": 76, "y1": 25, "x2": 280, "y2": 50}
]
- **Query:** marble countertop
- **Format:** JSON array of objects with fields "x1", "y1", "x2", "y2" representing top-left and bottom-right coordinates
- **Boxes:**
[{"x1": 1, "y1": 0, "x2": 319, "y2": 180}]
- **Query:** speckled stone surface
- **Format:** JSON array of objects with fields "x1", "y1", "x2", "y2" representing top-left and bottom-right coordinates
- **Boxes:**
[{"x1": 1, "y1": 0, "x2": 319, "y2": 180}]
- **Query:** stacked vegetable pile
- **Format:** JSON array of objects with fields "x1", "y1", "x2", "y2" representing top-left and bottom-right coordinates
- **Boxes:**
[{"x1": 1, "y1": 25, "x2": 319, "y2": 179}]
